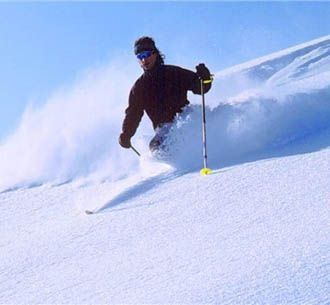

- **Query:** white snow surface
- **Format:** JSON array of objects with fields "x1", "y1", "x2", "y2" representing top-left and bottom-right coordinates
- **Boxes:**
[{"x1": 0, "y1": 36, "x2": 330, "y2": 303}]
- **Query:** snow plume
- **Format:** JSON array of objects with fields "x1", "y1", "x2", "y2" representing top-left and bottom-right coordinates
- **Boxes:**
[
  {"x1": 163, "y1": 83, "x2": 330, "y2": 170},
  {"x1": 1, "y1": 36, "x2": 330, "y2": 192},
  {"x1": 0, "y1": 59, "x2": 157, "y2": 192}
]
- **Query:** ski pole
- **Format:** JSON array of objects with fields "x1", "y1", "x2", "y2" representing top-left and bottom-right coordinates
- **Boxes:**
[
  {"x1": 200, "y1": 77, "x2": 213, "y2": 176},
  {"x1": 130, "y1": 144, "x2": 141, "y2": 157}
]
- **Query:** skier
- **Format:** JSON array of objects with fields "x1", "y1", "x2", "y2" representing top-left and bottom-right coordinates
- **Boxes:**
[{"x1": 119, "y1": 36, "x2": 212, "y2": 152}]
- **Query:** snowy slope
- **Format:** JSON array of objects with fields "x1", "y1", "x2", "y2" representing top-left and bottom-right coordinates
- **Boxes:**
[
  {"x1": 1, "y1": 143, "x2": 329, "y2": 304},
  {"x1": 0, "y1": 36, "x2": 330, "y2": 303}
]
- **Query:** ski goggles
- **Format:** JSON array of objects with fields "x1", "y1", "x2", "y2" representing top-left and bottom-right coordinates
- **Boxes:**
[{"x1": 136, "y1": 50, "x2": 154, "y2": 60}]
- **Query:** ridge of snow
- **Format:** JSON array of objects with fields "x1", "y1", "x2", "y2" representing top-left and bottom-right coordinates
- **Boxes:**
[{"x1": 215, "y1": 34, "x2": 330, "y2": 77}]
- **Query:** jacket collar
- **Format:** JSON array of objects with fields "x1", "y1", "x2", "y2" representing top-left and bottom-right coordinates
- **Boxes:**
[{"x1": 143, "y1": 62, "x2": 163, "y2": 77}]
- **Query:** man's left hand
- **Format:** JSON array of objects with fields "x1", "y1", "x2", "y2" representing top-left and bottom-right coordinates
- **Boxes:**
[{"x1": 196, "y1": 63, "x2": 211, "y2": 81}]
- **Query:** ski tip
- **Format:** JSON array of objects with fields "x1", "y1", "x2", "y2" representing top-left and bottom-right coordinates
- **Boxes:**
[{"x1": 85, "y1": 210, "x2": 94, "y2": 215}]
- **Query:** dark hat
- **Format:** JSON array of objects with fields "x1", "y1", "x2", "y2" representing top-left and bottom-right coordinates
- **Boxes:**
[{"x1": 134, "y1": 36, "x2": 157, "y2": 55}]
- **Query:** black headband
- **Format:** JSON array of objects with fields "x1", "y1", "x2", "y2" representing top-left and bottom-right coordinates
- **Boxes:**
[{"x1": 134, "y1": 41, "x2": 156, "y2": 55}]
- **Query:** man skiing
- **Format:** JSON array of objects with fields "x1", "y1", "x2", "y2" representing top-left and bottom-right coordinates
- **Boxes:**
[{"x1": 119, "y1": 36, "x2": 212, "y2": 152}]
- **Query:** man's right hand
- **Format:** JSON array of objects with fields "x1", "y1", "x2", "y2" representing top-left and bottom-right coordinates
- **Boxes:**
[{"x1": 119, "y1": 133, "x2": 131, "y2": 148}]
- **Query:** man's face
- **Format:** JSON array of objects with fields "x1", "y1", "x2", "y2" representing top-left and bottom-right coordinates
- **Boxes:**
[{"x1": 137, "y1": 50, "x2": 157, "y2": 71}]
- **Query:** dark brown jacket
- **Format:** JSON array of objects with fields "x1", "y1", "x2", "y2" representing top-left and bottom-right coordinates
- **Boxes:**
[{"x1": 122, "y1": 63, "x2": 211, "y2": 138}]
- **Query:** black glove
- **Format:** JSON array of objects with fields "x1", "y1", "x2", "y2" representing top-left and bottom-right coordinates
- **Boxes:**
[
  {"x1": 196, "y1": 63, "x2": 211, "y2": 81},
  {"x1": 119, "y1": 133, "x2": 131, "y2": 149}
]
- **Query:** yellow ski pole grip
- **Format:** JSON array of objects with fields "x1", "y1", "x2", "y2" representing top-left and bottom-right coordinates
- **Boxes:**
[{"x1": 202, "y1": 74, "x2": 214, "y2": 84}]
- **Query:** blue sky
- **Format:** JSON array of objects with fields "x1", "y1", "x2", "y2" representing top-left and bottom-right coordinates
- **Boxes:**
[{"x1": 1, "y1": 2, "x2": 330, "y2": 140}]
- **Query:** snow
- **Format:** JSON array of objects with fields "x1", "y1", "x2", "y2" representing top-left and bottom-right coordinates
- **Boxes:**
[{"x1": 0, "y1": 36, "x2": 330, "y2": 303}]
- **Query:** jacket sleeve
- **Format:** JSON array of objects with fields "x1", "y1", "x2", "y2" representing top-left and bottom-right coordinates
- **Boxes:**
[
  {"x1": 121, "y1": 87, "x2": 144, "y2": 139},
  {"x1": 179, "y1": 67, "x2": 212, "y2": 95}
]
